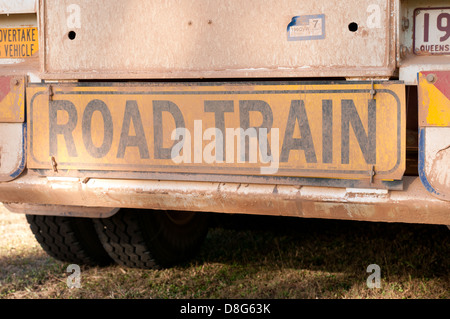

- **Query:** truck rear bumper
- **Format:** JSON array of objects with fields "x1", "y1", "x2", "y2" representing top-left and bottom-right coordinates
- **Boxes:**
[{"x1": 1, "y1": 173, "x2": 448, "y2": 225}]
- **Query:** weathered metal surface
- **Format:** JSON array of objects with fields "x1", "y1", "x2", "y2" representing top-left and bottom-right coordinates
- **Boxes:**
[
  {"x1": 418, "y1": 71, "x2": 450, "y2": 127},
  {"x1": 0, "y1": 75, "x2": 25, "y2": 122},
  {"x1": 0, "y1": 174, "x2": 448, "y2": 225},
  {"x1": 399, "y1": 55, "x2": 450, "y2": 85},
  {"x1": 0, "y1": 0, "x2": 37, "y2": 14},
  {"x1": 418, "y1": 127, "x2": 450, "y2": 200},
  {"x1": 26, "y1": 81, "x2": 405, "y2": 185},
  {"x1": 0, "y1": 123, "x2": 26, "y2": 181},
  {"x1": 0, "y1": 56, "x2": 40, "y2": 87},
  {"x1": 39, "y1": 0, "x2": 397, "y2": 79},
  {"x1": 29, "y1": 170, "x2": 404, "y2": 191},
  {"x1": 4, "y1": 203, "x2": 119, "y2": 218}
]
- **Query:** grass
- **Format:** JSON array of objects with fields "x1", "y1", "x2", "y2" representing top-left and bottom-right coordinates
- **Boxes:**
[{"x1": 0, "y1": 204, "x2": 449, "y2": 299}]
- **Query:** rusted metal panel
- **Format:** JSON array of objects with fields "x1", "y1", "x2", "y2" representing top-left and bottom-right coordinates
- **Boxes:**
[
  {"x1": 0, "y1": 123, "x2": 26, "y2": 181},
  {"x1": 26, "y1": 81, "x2": 406, "y2": 185},
  {"x1": 0, "y1": 75, "x2": 25, "y2": 122},
  {"x1": 38, "y1": 0, "x2": 397, "y2": 79},
  {"x1": 0, "y1": 174, "x2": 448, "y2": 225}
]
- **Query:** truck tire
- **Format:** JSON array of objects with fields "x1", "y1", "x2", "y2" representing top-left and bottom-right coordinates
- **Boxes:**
[
  {"x1": 26, "y1": 215, "x2": 113, "y2": 266},
  {"x1": 93, "y1": 208, "x2": 209, "y2": 269}
]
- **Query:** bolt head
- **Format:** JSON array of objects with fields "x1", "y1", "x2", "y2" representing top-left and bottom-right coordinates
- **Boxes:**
[{"x1": 426, "y1": 74, "x2": 436, "y2": 83}]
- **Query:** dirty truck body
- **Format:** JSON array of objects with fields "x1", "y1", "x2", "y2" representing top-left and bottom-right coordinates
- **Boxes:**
[{"x1": 0, "y1": 0, "x2": 449, "y2": 268}]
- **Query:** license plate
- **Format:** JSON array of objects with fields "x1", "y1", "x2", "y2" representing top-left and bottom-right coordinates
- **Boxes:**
[
  {"x1": 0, "y1": 27, "x2": 38, "y2": 58},
  {"x1": 414, "y1": 7, "x2": 450, "y2": 55},
  {"x1": 26, "y1": 82, "x2": 405, "y2": 183}
]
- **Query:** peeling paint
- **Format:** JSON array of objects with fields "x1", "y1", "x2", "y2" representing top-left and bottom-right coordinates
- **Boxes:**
[
  {"x1": 421, "y1": 127, "x2": 450, "y2": 200},
  {"x1": 429, "y1": 145, "x2": 450, "y2": 189}
]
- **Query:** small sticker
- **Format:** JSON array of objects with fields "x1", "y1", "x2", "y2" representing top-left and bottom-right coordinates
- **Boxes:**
[{"x1": 287, "y1": 14, "x2": 325, "y2": 41}]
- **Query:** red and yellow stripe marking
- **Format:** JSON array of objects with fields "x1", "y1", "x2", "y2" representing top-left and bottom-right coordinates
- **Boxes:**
[{"x1": 418, "y1": 71, "x2": 450, "y2": 127}]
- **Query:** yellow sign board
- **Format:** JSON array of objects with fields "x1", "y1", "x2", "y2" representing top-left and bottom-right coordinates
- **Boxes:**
[
  {"x1": 0, "y1": 27, "x2": 38, "y2": 58},
  {"x1": 27, "y1": 82, "x2": 405, "y2": 182}
]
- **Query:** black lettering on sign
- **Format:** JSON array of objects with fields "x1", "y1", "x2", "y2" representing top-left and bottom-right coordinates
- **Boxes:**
[
  {"x1": 49, "y1": 100, "x2": 78, "y2": 157},
  {"x1": 280, "y1": 100, "x2": 317, "y2": 163},
  {"x1": 239, "y1": 100, "x2": 274, "y2": 162},
  {"x1": 341, "y1": 99, "x2": 376, "y2": 165},
  {"x1": 322, "y1": 100, "x2": 333, "y2": 164},
  {"x1": 153, "y1": 100, "x2": 185, "y2": 159},
  {"x1": 82, "y1": 99, "x2": 113, "y2": 158},
  {"x1": 117, "y1": 100, "x2": 149, "y2": 159},
  {"x1": 204, "y1": 100, "x2": 234, "y2": 161}
]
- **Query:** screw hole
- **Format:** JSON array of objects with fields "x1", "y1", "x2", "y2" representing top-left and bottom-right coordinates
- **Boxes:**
[
  {"x1": 68, "y1": 31, "x2": 76, "y2": 40},
  {"x1": 348, "y1": 22, "x2": 358, "y2": 32}
]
